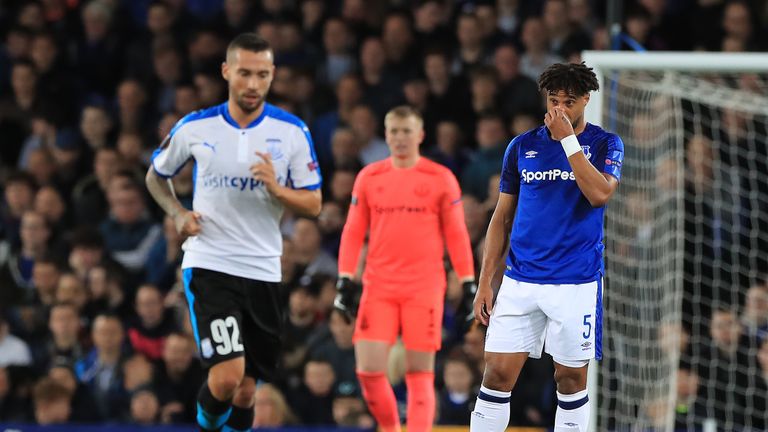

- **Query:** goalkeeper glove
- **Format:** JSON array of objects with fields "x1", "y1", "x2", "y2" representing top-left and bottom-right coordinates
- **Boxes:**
[
  {"x1": 457, "y1": 280, "x2": 478, "y2": 332},
  {"x1": 334, "y1": 276, "x2": 360, "y2": 323}
]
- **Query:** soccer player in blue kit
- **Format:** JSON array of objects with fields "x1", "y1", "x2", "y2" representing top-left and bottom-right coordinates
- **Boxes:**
[
  {"x1": 146, "y1": 34, "x2": 321, "y2": 432},
  {"x1": 469, "y1": 63, "x2": 624, "y2": 432}
]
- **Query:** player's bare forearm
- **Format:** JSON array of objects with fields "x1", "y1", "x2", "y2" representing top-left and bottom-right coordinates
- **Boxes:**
[
  {"x1": 478, "y1": 193, "x2": 517, "y2": 289},
  {"x1": 568, "y1": 154, "x2": 618, "y2": 207},
  {"x1": 271, "y1": 187, "x2": 322, "y2": 217},
  {"x1": 145, "y1": 166, "x2": 186, "y2": 217}
]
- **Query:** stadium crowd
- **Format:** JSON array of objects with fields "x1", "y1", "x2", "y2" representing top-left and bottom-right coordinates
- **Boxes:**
[{"x1": 0, "y1": 0, "x2": 766, "y2": 429}]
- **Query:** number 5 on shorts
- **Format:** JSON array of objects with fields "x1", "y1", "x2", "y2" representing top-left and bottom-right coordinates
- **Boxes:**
[{"x1": 582, "y1": 314, "x2": 592, "y2": 339}]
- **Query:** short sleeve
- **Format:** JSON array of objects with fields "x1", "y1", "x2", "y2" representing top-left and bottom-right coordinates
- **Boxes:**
[
  {"x1": 151, "y1": 120, "x2": 192, "y2": 179},
  {"x1": 499, "y1": 137, "x2": 520, "y2": 194},
  {"x1": 603, "y1": 134, "x2": 624, "y2": 181},
  {"x1": 288, "y1": 123, "x2": 322, "y2": 190}
]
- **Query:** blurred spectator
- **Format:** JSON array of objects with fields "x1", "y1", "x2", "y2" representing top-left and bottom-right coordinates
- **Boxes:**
[
  {"x1": 317, "y1": 18, "x2": 356, "y2": 87},
  {"x1": 317, "y1": 201, "x2": 344, "y2": 257},
  {"x1": 116, "y1": 132, "x2": 146, "y2": 171},
  {"x1": 48, "y1": 360, "x2": 102, "y2": 423},
  {"x1": 1, "y1": 171, "x2": 36, "y2": 248},
  {"x1": 0, "y1": 365, "x2": 31, "y2": 421},
  {"x1": 99, "y1": 180, "x2": 162, "y2": 276},
  {"x1": 29, "y1": 31, "x2": 75, "y2": 122},
  {"x1": 313, "y1": 74, "x2": 364, "y2": 172},
  {"x1": 79, "y1": 104, "x2": 114, "y2": 152},
  {"x1": 461, "y1": 113, "x2": 508, "y2": 201},
  {"x1": 129, "y1": 386, "x2": 160, "y2": 425},
  {"x1": 145, "y1": 215, "x2": 184, "y2": 290},
  {"x1": 281, "y1": 280, "x2": 320, "y2": 380},
  {"x1": 43, "y1": 302, "x2": 84, "y2": 369},
  {"x1": 519, "y1": 17, "x2": 563, "y2": 82},
  {"x1": 469, "y1": 66, "x2": 501, "y2": 118},
  {"x1": 438, "y1": 352, "x2": 477, "y2": 425},
  {"x1": 289, "y1": 358, "x2": 336, "y2": 425},
  {"x1": 193, "y1": 72, "x2": 226, "y2": 108},
  {"x1": 72, "y1": 147, "x2": 121, "y2": 225},
  {"x1": 32, "y1": 257, "x2": 61, "y2": 309},
  {"x1": 308, "y1": 309, "x2": 357, "y2": 394},
  {"x1": 741, "y1": 282, "x2": 768, "y2": 342},
  {"x1": 32, "y1": 377, "x2": 72, "y2": 425},
  {"x1": 673, "y1": 365, "x2": 707, "y2": 430},
  {"x1": 56, "y1": 273, "x2": 89, "y2": 315},
  {"x1": 426, "y1": 120, "x2": 470, "y2": 178},
  {"x1": 330, "y1": 127, "x2": 363, "y2": 171},
  {"x1": 154, "y1": 332, "x2": 201, "y2": 424},
  {"x1": 381, "y1": 12, "x2": 419, "y2": 79},
  {"x1": 332, "y1": 388, "x2": 370, "y2": 427},
  {"x1": 26, "y1": 148, "x2": 57, "y2": 188},
  {"x1": 0, "y1": 60, "x2": 41, "y2": 166},
  {"x1": 0, "y1": 311, "x2": 33, "y2": 367},
  {"x1": 253, "y1": 383, "x2": 296, "y2": 428},
  {"x1": 349, "y1": 105, "x2": 389, "y2": 165},
  {"x1": 722, "y1": 1, "x2": 759, "y2": 50},
  {"x1": 116, "y1": 79, "x2": 150, "y2": 135},
  {"x1": 543, "y1": 0, "x2": 591, "y2": 56},
  {"x1": 291, "y1": 217, "x2": 338, "y2": 278},
  {"x1": 696, "y1": 308, "x2": 750, "y2": 429},
  {"x1": 34, "y1": 186, "x2": 68, "y2": 238},
  {"x1": 127, "y1": 284, "x2": 177, "y2": 360},
  {"x1": 0, "y1": 210, "x2": 52, "y2": 305},
  {"x1": 359, "y1": 36, "x2": 403, "y2": 118},
  {"x1": 75, "y1": 0, "x2": 123, "y2": 98},
  {"x1": 75, "y1": 313, "x2": 129, "y2": 420},
  {"x1": 493, "y1": 43, "x2": 542, "y2": 119},
  {"x1": 329, "y1": 165, "x2": 356, "y2": 208},
  {"x1": 424, "y1": 49, "x2": 472, "y2": 131},
  {"x1": 452, "y1": 12, "x2": 491, "y2": 76}
]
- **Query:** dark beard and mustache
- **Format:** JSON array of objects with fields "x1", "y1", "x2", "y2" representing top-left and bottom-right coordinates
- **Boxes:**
[{"x1": 236, "y1": 93, "x2": 264, "y2": 113}]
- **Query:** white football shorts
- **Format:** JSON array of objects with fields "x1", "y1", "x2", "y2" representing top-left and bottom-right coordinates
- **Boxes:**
[{"x1": 485, "y1": 275, "x2": 603, "y2": 363}]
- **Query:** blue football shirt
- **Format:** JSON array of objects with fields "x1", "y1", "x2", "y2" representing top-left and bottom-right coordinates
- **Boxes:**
[{"x1": 499, "y1": 123, "x2": 624, "y2": 284}]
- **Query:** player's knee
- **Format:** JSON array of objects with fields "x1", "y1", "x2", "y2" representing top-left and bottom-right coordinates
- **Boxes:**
[
  {"x1": 553, "y1": 369, "x2": 587, "y2": 394},
  {"x1": 482, "y1": 359, "x2": 515, "y2": 391},
  {"x1": 208, "y1": 369, "x2": 243, "y2": 399},
  {"x1": 232, "y1": 380, "x2": 257, "y2": 407}
]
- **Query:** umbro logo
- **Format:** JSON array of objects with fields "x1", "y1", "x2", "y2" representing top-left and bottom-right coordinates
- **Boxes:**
[{"x1": 525, "y1": 150, "x2": 538, "y2": 159}]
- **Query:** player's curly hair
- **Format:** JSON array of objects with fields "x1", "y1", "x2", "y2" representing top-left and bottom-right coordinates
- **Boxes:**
[{"x1": 537, "y1": 62, "x2": 599, "y2": 96}]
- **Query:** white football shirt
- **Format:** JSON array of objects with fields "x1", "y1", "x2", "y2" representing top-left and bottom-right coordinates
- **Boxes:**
[{"x1": 152, "y1": 102, "x2": 322, "y2": 282}]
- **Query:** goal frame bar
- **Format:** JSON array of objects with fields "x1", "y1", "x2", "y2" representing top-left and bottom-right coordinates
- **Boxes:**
[
  {"x1": 582, "y1": 51, "x2": 768, "y2": 128},
  {"x1": 581, "y1": 50, "x2": 768, "y2": 432}
]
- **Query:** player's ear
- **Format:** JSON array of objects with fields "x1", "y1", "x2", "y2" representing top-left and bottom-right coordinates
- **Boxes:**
[
  {"x1": 221, "y1": 62, "x2": 229, "y2": 82},
  {"x1": 583, "y1": 93, "x2": 591, "y2": 104}
]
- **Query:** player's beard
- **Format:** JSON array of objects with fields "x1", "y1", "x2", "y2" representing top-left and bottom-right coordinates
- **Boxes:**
[{"x1": 236, "y1": 92, "x2": 264, "y2": 114}]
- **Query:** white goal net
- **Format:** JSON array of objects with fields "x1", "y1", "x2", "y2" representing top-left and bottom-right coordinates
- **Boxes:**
[{"x1": 583, "y1": 52, "x2": 768, "y2": 432}]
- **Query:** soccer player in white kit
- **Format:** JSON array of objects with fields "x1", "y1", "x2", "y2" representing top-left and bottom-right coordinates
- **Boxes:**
[
  {"x1": 146, "y1": 33, "x2": 322, "y2": 432},
  {"x1": 469, "y1": 63, "x2": 624, "y2": 432}
]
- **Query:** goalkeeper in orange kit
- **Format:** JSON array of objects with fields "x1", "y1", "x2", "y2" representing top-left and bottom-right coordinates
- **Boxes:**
[{"x1": 334, "y1": 106, "x2": 477, "y2": 432}]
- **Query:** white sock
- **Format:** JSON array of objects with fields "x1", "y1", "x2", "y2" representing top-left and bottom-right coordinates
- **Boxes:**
[
  {"x1": 470, "y1": 385, "x2": 511, "y2": 432},
  {"x1": 554, "y1": 389, "x2": 590, "y2": 432}
]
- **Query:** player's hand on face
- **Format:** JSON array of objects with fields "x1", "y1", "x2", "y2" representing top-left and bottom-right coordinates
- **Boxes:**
[
  {"x1": 173, "y1": 209, "x2": 203, "y2": 237},
  {"x1": 544, "y1": 107, "x2": 575, "y2": 141},
  {"x1": 250, "y1": 151, "x2": 279, "y2": 193},
  {"x1": 473, "y1": 283, "x2": 494, "y2": 326}
]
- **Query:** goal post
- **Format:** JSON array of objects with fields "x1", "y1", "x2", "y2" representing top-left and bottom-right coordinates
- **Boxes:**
[{"x1": 582, "y1": 51, "x2": 768, "y2": 432}]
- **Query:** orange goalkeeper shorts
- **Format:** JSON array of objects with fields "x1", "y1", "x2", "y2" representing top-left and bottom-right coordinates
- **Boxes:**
[{"x1": 353, "y1": 279, "x2": 445, "y2": 352}]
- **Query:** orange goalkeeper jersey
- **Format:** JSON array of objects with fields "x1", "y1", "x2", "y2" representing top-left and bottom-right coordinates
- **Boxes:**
[{"x1": 338, "y1": 157, "x2": 474, "y2": 286}]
